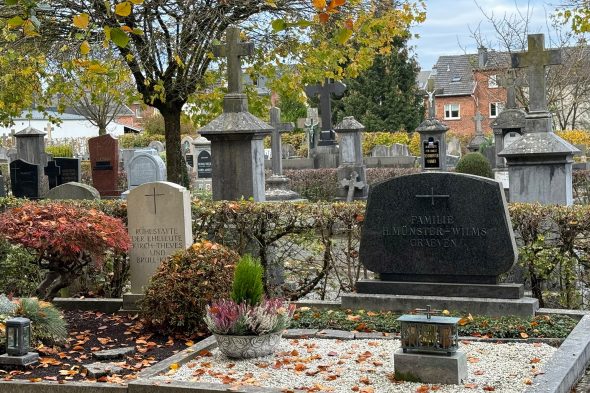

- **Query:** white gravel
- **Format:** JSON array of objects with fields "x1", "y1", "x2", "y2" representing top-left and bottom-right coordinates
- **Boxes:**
[{"x1": 159, "y1": 338, "x2": 556, "y2": 392}]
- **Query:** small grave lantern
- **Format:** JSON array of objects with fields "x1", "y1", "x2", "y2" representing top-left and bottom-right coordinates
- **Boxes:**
[
  {"x1": 6, "y1": 317, "x2": 31, "y2": 356},
  {"x1": 398, "y1": 305, "x2": 460, "y2": 356}
]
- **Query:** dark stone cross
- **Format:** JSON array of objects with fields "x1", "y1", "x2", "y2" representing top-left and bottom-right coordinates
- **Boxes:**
[
  {"x1": 145, "y1": 187, "x2": 165, "y2": 215},
  {"x1": 305, "y1": 78, "x2": 346, "y2": 145},
  {"x1": 498, "y1": 69, "x2": 524, "y2": 110},
  {"x1": 511, "y1": 34, "x2": 561, "y2": 113},
  {"x1": 269, "y1": 107, "x2": 294, "y2": 176},
  {"x1": 44, "y1": 161, "x2": 61, "y2": 189},
  {"x1": 415, "y1": 187, "x2": 450, "y2": 206},
  {"x1": 212, "y1": 27, "x2": 254, "y2": 95},
  {"x1": 473, "y1": 111, "x2": 484, "y2": 137}
]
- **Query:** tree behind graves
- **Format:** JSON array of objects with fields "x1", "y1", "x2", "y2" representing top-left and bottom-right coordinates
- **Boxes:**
[
  {"x1": 333, "y1": 36, "x2": 423, "y2": 132},
  {"x1": 0, "y1": 202, "x2": 130, "y2": 300}
]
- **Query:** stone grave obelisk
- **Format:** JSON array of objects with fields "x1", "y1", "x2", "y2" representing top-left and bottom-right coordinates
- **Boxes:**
[
  {"x1": 199, "y1": 26, "x2": 273, "y2": 201},
  {"x1": 498, "y1": 34, "x2": 578, "y2": 205}
]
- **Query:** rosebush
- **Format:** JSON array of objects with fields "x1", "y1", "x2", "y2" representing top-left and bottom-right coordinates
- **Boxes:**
[
  {"x1": 0, "y1": 203, "x2": 130, "y2": 300},
  {"x1": 140, "y1": 241, "x2": 240, "y2": 334}
]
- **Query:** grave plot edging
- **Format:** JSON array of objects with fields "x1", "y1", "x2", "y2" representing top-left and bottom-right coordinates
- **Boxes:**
[{"x1": 0, "y1": 381, "x2": 126, "y2": 393}]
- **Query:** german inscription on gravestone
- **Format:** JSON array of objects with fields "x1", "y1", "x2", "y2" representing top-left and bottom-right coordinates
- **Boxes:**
[
  {"x1": 359, "y1": 172, "x2": 517, "y2": 284},
  {"x1": 423, "y1": 138, "x2": 440, "y2": 169},
  {"x1": 197, "y1": 151, "x2": 212, "y2": 178}
]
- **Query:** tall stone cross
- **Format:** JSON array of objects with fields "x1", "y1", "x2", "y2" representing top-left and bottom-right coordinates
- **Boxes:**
[
  {"x1": 44, "y1": 124, "x2": 53, "y2": 140},
  {"x1": 10, "y1": 129, "x2": 16, "y2": 145},
  {"x1": 498, "y1": 69, "x2": 523, "y2": 110},
  {"x1": 212, "y1": 27, "x2": 254, "y2": 95},
  {"x1": 304, "y1": 78, "x2": 346, "y2": 141},
  {"x1": 269, "y1": 107, "x2": 294, "y2": 176},
  {"x1": 511, "y1": 34, "x2": 561, "y2": 113},
  {"x1": 473, "y1": 111, "x2": 484, "y2": 137}
]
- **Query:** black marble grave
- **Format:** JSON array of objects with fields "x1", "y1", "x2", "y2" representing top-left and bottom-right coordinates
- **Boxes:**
[
  {"x1": 55, "y1": 158, "x2": 81, "y2": 184},
  {"x1": 10, "y1": 159, "x2": 40, "y2": 199}
]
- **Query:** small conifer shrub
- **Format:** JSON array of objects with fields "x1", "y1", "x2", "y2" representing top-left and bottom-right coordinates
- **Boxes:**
[{"x1": 455, "y1": 152, "x2": 493, "y2": 179}]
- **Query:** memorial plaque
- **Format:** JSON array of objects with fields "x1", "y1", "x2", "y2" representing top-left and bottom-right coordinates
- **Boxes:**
[
  {"x1": 423, "y1": 138, "x2": 440, "y2": 169},
  {"x1": 10, "y1": 159, "x2": 40, "y2": 198},
  {"x1": 88, "y1": 135, "x2": 119, "y2": 197},
  {"x1": 197, "y1": 150, "x2": 212, "y2": 179},
  {"x1": 360, "y1": 172, "x2": 517, "y2": 284},
  {"x1": 185, "y1": 154, "x2": 194, "y2": 168},
  {"x1": 54, "y1": 158, "x2": 81, "y2": 184}
]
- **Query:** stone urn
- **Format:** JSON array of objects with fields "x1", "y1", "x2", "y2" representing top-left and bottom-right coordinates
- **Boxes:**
[{"x1": 214, "y1": 331, "x2": 282, "y2": 359}]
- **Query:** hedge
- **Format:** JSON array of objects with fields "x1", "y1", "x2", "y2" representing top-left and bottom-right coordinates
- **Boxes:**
[{"x1": 1, "y1": 196, "x2": 589, "y2": 309}]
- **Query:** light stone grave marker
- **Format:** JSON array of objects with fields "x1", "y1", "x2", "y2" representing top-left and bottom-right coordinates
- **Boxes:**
[{"x1": 127, "y1": 150, "x2": 166, "y2": 189}]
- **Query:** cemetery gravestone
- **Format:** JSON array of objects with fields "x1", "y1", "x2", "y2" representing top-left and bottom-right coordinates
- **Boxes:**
[
  {"x1": 197, "y1": 150, "x2": 212, "y2": 179},
  {"x1": 282, "y1": 144, "x2": 295, "y2": 159},
  {"x1": 46, "y1": 182, "x2": 100, "y2": 200},
  {"x1": 127, "y1": 150, "x2": 166, "y2": 189},
  {"x1": 371, "y1": 145, "x2": 391, "y2": 157},
  {"x1": 199, "y1": 26, "x2": 273, "y2": 201},
  {"x1": 391, "y1": 143, "x2": 410, "y2": 157},
  {"x1": 182, "y1": 136, "x2": 195, "y2": 169},
  {"x1": 88, "y1": 134, "x2": 120, "y2": 197},
  {"x1": 0, "y1": 169, "x2": 5, "y2": 197},
  {"x1": 126, "y1": 182, "x2": 192, "y2": 295},
  {"x1": 14, "y1": 127, "x2": 49, "y2": 166},
  {"x1": 467, "y1": 112, "x2": 486, "y2": 152},
  {"x1": 148, "y1": 141, "x2": 165, "y2": 154},
  {"x1": 416, "y1": 80, "x2": 450, "y2": 171},
  {"x1": 342, "y1": 172, "x2": 538, "y2": 316},
  {"x1": 54, "y1": 158, "x2": 81, "y2": 184},
  {"x1": 304, "y1": 78, "x2": 346, "y2": 146},
  {"x1": 44, "y1": 161, "x2": 61, "y2": 189},
  {"x1": 10, "y1": 159, "x2": 40, "y2": 199},
  {"x1": 335, "y1": 117, "x2": 368, "y2": 200}
]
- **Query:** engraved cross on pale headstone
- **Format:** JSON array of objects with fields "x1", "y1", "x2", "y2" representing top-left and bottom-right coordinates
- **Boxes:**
[
  {"x1": 145, "y1": 187, "x2": 165, "y2": 215},
  {"x1": 473, "y1": 111, "x2": 484, "y2": 137},
  {"x1": 212, "y1": 27, "x2": 254, "y2": 95},
  {"x1": 305, "y1": 78, "x2": 346, "y2": 133},
  {"x1": 415, "y1": 187, "x2": 450, "y2": 206},
  {"x1": 511, "y1": 34, "x2": 561, "y2": 113},
  {"x1": 269, "y1": 107, "x2": 294, "y2": 176}
]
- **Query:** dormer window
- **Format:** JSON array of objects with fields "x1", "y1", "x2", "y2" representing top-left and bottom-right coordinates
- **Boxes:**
[
  {"x1": 451, "y1": 75, "x2": 461, "y2": 82},
  {"x1": 488, "y1": 75, "x2": 498, "y2": 88}
]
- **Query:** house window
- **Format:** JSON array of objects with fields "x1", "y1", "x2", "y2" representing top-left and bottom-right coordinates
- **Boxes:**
[
  {"x1": 490, "y1": 102, "x2": 504, "y2": 118},
  {"x1": 488, "y1": 74, "x2": 498, "y2": 88},
  {"x1": 444, "y1": 104, "x2": 460, "y2": 119},
  {"x1": 135, "y1": 106, "x2": 143, "y2": 118}
]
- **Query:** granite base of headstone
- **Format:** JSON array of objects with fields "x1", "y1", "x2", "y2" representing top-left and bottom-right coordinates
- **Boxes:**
[
  {"x1": 394, "y1": 349, "x2": 467, "y2": 385},
  {"x1": 312, "y1": 145, "x2": 339, "y2": 169},
  {"x1": 341, "y1": 172, "x2": 538, "y2": 317},
  {"x1": 122, "y1": 181, "x2": 193, "y2": 311},
  {"x1": 46, "y1": 182, "x2": 100, "y2": 200},
  {"x1": 265, "y1": 175, "x2": 303, "y2": 201}
]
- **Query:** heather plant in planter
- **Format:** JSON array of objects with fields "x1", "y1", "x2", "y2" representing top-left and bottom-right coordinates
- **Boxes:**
[{"x1": 205, "y1": 255, "x2": 295, "y2": 359}]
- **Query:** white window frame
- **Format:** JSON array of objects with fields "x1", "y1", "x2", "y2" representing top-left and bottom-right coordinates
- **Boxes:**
[
  {"x1": 488, "y1": 74, "x2": 498, "y2": 88},
  {"x1": 444, "y1": 103, "x2": 460, "y2": 120},
  {"x1": 489, "y1": 102, "x2": 504, "y2": 118},
  {"x1": 135, "y1": 106, "x2": 143, "y2": 118}
]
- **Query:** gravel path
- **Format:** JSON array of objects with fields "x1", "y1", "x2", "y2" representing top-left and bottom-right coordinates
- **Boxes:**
[{"x1": 160, "y1": 338, "x2": 556, "y2": 392}]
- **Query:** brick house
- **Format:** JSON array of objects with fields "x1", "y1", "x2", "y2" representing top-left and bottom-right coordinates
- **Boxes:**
[
  {"x1": 115, "y1": 103, "x2": 158, "y2": 132},
  {"x1": 425, "y1": 48, "x2": 510, "y2": 138}
]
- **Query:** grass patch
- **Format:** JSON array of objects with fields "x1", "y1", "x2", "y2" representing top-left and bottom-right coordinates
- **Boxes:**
[{"x1": 289, "y1": 308, "x2": 578, "y2": 339}]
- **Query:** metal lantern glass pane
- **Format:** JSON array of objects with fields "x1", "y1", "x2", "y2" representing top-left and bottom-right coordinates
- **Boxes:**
[
  {"x1": 398, "y1": 315, "x2": 460, "y2": 356},
  {"x1": 5, "y1": 317, "x2": 31, "y2": 356}
]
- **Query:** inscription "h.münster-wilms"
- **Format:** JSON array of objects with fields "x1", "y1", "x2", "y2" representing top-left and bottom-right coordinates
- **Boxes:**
[{"x1": 382, "y1": 215, "x2": 487, "y2": 248}]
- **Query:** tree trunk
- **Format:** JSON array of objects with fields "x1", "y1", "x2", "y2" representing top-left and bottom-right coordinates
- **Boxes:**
[
  {"x1": 160, "y1": 106, "x2": 184, "y2": 185},
  {"x1": 98, "y1": 126, "x2": 107, "y2": 136}
]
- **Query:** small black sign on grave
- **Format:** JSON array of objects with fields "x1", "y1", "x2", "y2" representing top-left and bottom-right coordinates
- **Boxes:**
[
  {"x1": 186, "y1": 154, "x2": 194, "y2": 168},
  {"x1": 10, "y1": 159, "x2": 39, "y2": 199},
  {"x1": 55, "y1": 158, "x2": 81, "y2": 184},
  {"x1": 423, "y1": 137, "x2": 440, "y2": 169},
  {"x1": 197, "y1": 150, "x2": 212, "y2": 178}
]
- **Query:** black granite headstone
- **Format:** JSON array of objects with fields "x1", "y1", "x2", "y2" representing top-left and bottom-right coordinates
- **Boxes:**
[
  {"x1": 423, "y1": 138, "x2": 440, "y2": 169},
  {"x1": 359, "y1": 172, "x2": 517, "y2": 284},
  {"x1": 186, "y1": 154, "x2": 194, "y2": 168},
  {"x1": 10, "y1": 159, "x2": 40, "y2": 198},
  {"x1": 54, "y1": 158, "x2": 81, "y2": 185},
  {"x1": 44, "y1": 161, "x2": 61, "y2": 189},
  {"x1": 197, "y1": 151, "x2": 212, "y2": 179}
]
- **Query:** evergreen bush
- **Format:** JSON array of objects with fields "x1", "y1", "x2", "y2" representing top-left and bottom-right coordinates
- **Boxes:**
[
  {"x1": 455, "y1": 152, "x2": 493, "y2": 178},
  {"x1": 140, "y1": 241, "x2": 239, "y2": 334},
  {"x1": 46, "y1": 144, "x2": 74, "y2": 158},
  {"x1": 13, "y1": 298, "x2": 67, "y2": 345},
  {"x1": 231, "y1": 254, "x2": 264, "y2": 306}
]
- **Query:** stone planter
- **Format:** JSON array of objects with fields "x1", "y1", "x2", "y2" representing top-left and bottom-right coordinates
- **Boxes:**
[{"x1": 214, "y1": 332, "x2": 282, "y2": 359}]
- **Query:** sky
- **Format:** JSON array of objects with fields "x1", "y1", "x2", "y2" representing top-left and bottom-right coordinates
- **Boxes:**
[{"x1": 409, "y1": 0, "x2": 559, "y2": 70}]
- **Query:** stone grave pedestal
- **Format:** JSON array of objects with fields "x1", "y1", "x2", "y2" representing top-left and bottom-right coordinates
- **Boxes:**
[
  {"x1": 334, "y1": 117, "x2": 368, "y2": 201},
  {"x1": 394, "y1": 349, "x2": 467, "y2": 385},
  {"x1": 342, "y1": 172, "x2": 538, "y2": 317}
]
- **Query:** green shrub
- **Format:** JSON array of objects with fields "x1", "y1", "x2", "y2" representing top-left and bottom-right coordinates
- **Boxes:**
[
  {"x1": 0, "y1": 294, "x2": 16, "y2": 315},
  {"x1": 46, "y1": 144, "x2": 74, "y2": 158},
  {"x1": 0, "y1": 240, "x2": 42, "y2": 297},
  {"x1": 455, "y1": 152, "x2": 493, "y2": 178},
  {"x1": 140, "y1": 240, "x2": 239, "y2": 334},
  {"x1": 119, "y1": 133, "x2": 165, "y2": 148},
  {"x1": 231, "y1": 254, "x2": 264, "y2": 306},
  {"x1": 14, "y1": 298, "x2": 68, "y2": 345}
]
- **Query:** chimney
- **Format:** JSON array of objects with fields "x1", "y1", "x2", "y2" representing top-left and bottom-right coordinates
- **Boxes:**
[{"x1": 478, "y1": 46, "x2": 488, "y2": 68}]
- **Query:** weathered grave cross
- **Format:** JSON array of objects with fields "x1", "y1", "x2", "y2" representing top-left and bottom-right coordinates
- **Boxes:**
[
  {"x1": 269, "y1": 107, "x2": 294, "y2": 176},
  {"x1": 415, "y1": 187, "x2": 450, "y2": 206},
  {"x1": 473, "y1": 111, "x2": 484, "y2": 137},
  {"x1": 212, "y1": 27, "x2": 254, "y2": 95},
  {"x1": 498, "y1": 69, "x2": 524, "y2": 109},
  {"x1": 305, "y1": 78, "x2": 346, "y2": 134},
  {"x1": 145, "y1": 187, "x2": 165, "y2": 215},
  {"x1": 511, "y1": 34, "x2": 561, "y2": 113}
]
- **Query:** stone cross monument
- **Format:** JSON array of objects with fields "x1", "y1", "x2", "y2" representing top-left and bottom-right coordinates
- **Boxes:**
[
  {"x1": 416, "y1": 77, "x2": 449, "y2": 171},
  {"x1": 498, "y1": 34, "x2": 578, "y2": 205},
  {"x1": 304, "y1": 78, "x2": 346, "y2": 146},
  {"x1": 199, "y1": 26, "x2": 273, "y2": 201},
  {"x1": 468, "y1": 111, "x2": 487, "y2": 152}
]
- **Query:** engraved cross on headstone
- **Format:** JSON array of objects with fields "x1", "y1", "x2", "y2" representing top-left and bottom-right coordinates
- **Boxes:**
[
  {"x1": 511, "y1": 34, "x2": 561, "y2": 113},
  {"x1": 415, "y1": 187, "x2": 450, "y2": 206},
  {"x1": 145, "y1": 187, "x2": 165, "y2": 215},
  {"x1": 212, "y1": 27, "x2": 254, "y2": 95},
  {"x1": 473, "y1": 111, "x2": 484, "y2": 137},
  {"x1": 269, "y1": 107, "x2": 294, "y2": 176},
  {"x1": 305, "y1": 78, "x2": 346, "y2": 140}
]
